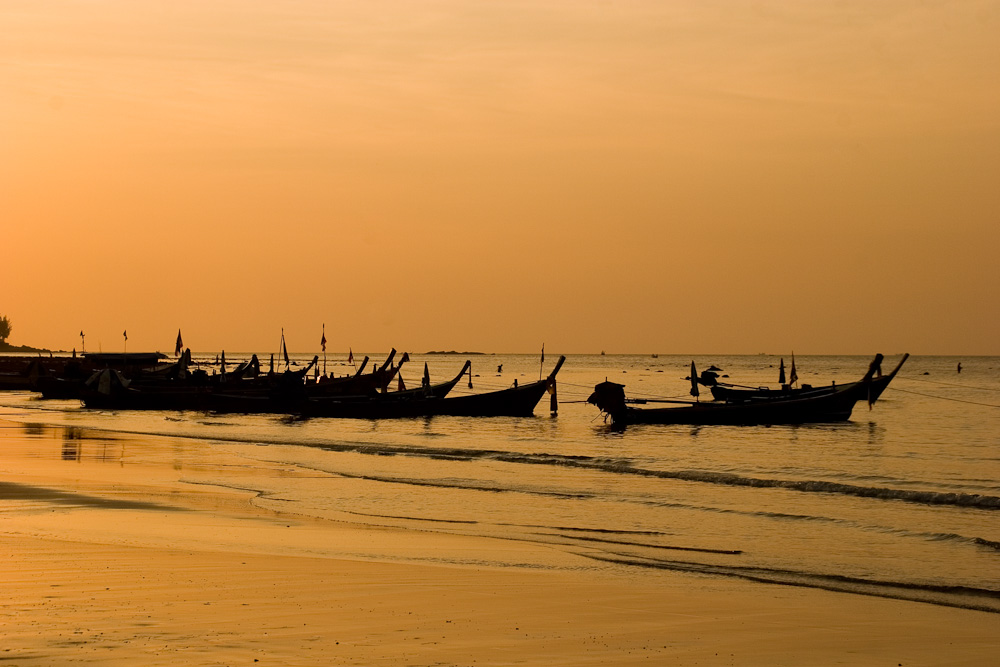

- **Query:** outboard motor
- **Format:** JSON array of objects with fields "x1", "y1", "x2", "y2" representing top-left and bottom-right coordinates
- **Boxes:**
[
  {"x1": 587, "y1": 381, "x2": 628, "y2": 421},
  {"x1": 699, "y1": 370, "x2": 719, "y2": 387}
]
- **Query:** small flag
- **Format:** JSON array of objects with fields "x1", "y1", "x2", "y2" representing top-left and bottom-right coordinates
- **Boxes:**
[
  {"x1": 348, "y1": 348, "x2": 354, "y2": 364},
  {"x1": 123, "y1": 330, "x2": 128, "y2": 341},
  {"x1": 321, "y1": 325, "x2": 327, "y2": 352},
  {"x1": 790, "y1": 354, "x2": 798, "y2": 386},
  {"x1": 175, "y1": 329, "x2": 183, "y2": 357},
  {"x1": 79, "y1": 330, "x2": 84, "y2": 338}
]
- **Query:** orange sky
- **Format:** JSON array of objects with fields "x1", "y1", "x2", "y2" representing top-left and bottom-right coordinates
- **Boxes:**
[{"x1": 2, "y1": 1, "x2": 998, "y2": 354}]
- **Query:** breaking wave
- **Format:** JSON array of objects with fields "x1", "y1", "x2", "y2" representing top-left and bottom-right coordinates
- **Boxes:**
[
  {"x1": 584, "y1": 552, "x2": 1000, "y2": 614},
  {"x1": 282, "y1": 440, "x2": 1000, "y2": 510}
]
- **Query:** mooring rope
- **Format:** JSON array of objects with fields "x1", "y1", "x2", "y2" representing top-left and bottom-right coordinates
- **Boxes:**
[
  {"x1": 896, "y1": 375, "x2": 1000, "y2": 392},
  {"x1": 890, "y1": 387, "x2": 1000, "y2": 408}
]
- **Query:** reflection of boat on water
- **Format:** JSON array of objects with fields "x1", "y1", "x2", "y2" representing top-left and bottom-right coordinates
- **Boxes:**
[{"x1": 588, "y1": 354, "x2": 906, "y2": 426}]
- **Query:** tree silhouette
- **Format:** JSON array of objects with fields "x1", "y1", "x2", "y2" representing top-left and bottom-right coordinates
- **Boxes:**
[{"x1": 0, "y1": 315, "x2": 12, "y2": 343}]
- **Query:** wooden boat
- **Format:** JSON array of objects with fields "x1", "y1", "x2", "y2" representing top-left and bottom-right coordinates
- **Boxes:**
[
  {"x1": 298, "y1": 360, "x2": 472, "y2": 417},
  {"x1": 0, "y1": 357, "x2": 37, "y2": 390},
  {"x1": 81, "y1": 355, "x2": 319, "y2": 412},
  {"x1": 305, "y1": 350, "x2": 402, "y2": 397},
  {"x1": 33, "y1": 351, "x2": 188, "y2": 399},
  {"x1": 301, "y1": 356, "x2": 565, "y2": 419},
  {"x1": 709, "y1": 354, "x2": 909, "y2": 403},
  {"x1": 430, "y1": 355, "x2": 564, "y2": 417},
  {"x1": 588, "y1": 354, "x2": 903, "y2": 426},
  {"x1": 80, "y1": 369, "x2": 215, "y2": 411},
  {"x1": 2, "y1": 356, "x2": 91, "y2": 393}
]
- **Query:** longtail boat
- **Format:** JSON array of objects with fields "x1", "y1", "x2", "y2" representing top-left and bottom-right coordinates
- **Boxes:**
[
  {"x1": 430, "y1": 356, "x2": 565, "y2": 417},
  {"x1": 81, "y1": 355, "x2": 319, "y2": 412},
  {"x1": 300, "y1": 360, "x2": 472, "y2": 417},
  {"x1": 589, "y1": 354, "x2": 905, "y2": 426},
  {"x1": 709, "y1": 354, "x2": 909, "y2": 403},
  {"x1": 305, "y1": 350, "x2": 402, "y2": 397},
  {"x1": 301, "y1": 356, "x2": 565, "y2": 419}
]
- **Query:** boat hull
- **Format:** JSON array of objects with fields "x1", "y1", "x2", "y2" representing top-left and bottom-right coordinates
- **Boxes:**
[{"x1": 618, "y1": 388, "x2": 863, "y2": 426}]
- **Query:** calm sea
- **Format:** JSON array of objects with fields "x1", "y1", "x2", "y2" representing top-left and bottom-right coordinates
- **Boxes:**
[{"x1": 2, "y1": 353, "x2": 998, "y2": 613}]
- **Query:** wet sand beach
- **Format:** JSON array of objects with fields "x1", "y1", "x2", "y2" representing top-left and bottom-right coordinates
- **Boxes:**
[{"x1": 2, "y1": 418, "x2": 998, "y2": 666}]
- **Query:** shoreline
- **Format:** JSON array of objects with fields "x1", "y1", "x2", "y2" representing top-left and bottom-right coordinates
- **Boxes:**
[{"x1": 1, "y1": 416, "x2": 998, "y2": 665}]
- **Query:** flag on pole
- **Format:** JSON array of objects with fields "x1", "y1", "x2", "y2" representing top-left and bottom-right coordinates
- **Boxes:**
[
  {"x1": 281, "y1": 329, "x2": 290, "y2": 369},
  {"x1": 348, "y1": 348, "x2": 354, "y2": 364},
  {"x1": 790, "y1": 354, "x2": 798, "y2": 386},
  {"x1": 175, "y1": 329, "x2": 183, "y2": 357},
  {"x1": 320, "y1": 325, "x2": 327, "y2": 352},
  {"x1": 123, "y1": 330, "x2": 127, "y2": 341},
  {"x1": 689, "y1": 361, "x2": 700, "y2": 399}
]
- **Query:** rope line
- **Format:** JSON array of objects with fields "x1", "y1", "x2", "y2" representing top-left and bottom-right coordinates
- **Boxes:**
[
  {"x1": 891, "y1": 387, "x2": 1000, "y2": 408},
  {"x1": 897, "y1": 375, "x2": 1000, "y2": 392}
]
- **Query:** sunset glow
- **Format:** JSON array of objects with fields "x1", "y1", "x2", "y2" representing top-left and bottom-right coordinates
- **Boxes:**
[{"x1": 3, "y1": 1, "x2": 998, "y2": 354}]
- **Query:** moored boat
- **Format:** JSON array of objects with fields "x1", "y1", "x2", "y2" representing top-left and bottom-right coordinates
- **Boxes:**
[
  {"x1": 301, "y1": 356, "x2": 565, "y2": 419},
  {"x1": 300, "y1": 360, "x2": 472, "y2": 418},
  {"x1": 708, "y1": 354, "x2": 909, "y2": 403},
  {"x1": 429, "y1": 355, "x2": 565, "y2": 417},
  {"x1": 589, "y1": 354, "x2": 905, "y2": 426}
]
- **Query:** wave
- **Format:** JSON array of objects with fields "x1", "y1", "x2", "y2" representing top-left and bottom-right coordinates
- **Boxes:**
[
  {"x1": 582, "y1": 552, "x2": 1000, "y2": 614},
  {"x1": 4, "y1": 407, "x2": 998, "y2": 512},
  {"x1": 238, "y1": 496, "x2": 1000, "y2": 612},
  {"x1": 297, "y1": 442, "x2": 1000, "y2": 511},
  {"x1": 630, "y1": 469, "x2": 1000, "y2": 510},
  {"x1": 924, "y1": 533, "x2": 1000, "y2": 552}
]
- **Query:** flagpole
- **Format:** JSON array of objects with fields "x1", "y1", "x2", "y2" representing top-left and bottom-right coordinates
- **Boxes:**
[
  {"x1": 321, "y1": 324, "x2": 327, "y2": 377},
  {"x1": 539, "y1": 344, "x2": 544, "y2": 381}
]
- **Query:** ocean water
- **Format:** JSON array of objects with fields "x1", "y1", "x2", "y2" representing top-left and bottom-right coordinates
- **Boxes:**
[{"x1": 2, "y1": 353, "x2": 998, "y2": 613}]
